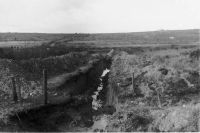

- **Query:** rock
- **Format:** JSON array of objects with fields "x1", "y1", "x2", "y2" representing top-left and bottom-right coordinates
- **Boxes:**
[
  {"x1": 134, "y1": 86, "x2": 144, "y2": 97},
  {"x1": 84, "y1": 118, "x2": 94, "y2": 127},
  {"x1": 125, "y1": 77, "x2": 132, "y2": 82},
  {"x1": 125, "y1": 114, "x2": 153, "y2": 132},
  {"x1": 158, "y1": 68, "x2": 168, "y2": 75},
  {"x1": 102, "y1": 105, "x2": 116, "y2": 115}
]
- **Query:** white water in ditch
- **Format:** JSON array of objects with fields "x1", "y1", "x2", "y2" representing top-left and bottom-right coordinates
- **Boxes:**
[
  {"x1": 59, "y1": 68, "x2": 111, "y2": 132},
  {"x1": 89, "y1": 68, "x2": 110, "y2": 132},
  {"x1": 92, "y1": 68, "x2": 110, "y2": 110}
]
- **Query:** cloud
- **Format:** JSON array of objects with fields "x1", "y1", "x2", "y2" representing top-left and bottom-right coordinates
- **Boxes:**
[{"x1": 0, "y1": 0, "x2": 199, "y2": 33}]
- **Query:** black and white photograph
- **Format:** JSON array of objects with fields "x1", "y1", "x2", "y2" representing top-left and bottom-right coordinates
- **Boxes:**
[{"x1": 0, "y1": 0, "x2": 199, "y2": 132}]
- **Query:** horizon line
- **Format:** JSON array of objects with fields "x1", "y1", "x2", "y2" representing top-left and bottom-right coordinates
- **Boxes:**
[{"x1": 0, "y1": 28, "x2": 199, "y2": 35}]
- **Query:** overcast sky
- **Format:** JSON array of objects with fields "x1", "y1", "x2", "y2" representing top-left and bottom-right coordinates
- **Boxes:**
[{"x1": 0, "y1": 0, "x2": 199, "y2": 33}]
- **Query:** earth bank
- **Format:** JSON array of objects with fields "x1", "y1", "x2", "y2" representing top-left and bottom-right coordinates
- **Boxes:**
[{"x1": 106, "y1": 47, "x2": 200, "y2": 132}]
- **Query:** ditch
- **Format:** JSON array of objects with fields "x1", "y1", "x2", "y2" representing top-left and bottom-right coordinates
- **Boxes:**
[{"x1": 8, "y1": 57, "x2": 115, "y2": 132}]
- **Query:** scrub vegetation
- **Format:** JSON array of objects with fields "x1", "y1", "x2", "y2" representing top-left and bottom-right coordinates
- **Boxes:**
[{"x1": 106, "y1": 46, "x2": 200, "y2": 132}]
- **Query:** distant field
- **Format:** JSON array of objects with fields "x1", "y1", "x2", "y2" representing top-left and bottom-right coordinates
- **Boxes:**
[
  {"x1": 0, "y1": 41, "x2": 46, "y2": 48},
  {"x1": 68, "y1": 40, "x2": 199, "y2": 48},
  {"x1": 0, "y1": 40, "x2": 198, "y2": 48},
  {"x1": 0, "y1": 29, "x2": 199, "y2": 47},
  {"x1": 0, "y1": 33, "x2": 83, "y2": 41}
]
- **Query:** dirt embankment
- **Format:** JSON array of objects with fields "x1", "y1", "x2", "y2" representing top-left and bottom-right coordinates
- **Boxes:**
[{"x1": 106, "y1": 48, "x2": 200, "y2": 132}]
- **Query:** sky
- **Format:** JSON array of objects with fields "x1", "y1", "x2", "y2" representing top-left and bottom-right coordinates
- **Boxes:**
[{"x1": 0, "y1": 0, "x2": 199, "y2": 33}]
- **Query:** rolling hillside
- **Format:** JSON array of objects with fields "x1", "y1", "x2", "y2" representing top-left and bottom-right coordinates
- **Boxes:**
[{"x1": 0, "y1": 29, "x2": 199, "y2": 45}]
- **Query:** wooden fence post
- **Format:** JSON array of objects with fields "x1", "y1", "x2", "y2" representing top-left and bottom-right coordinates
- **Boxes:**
[
  {"x1": 43, "y1": 69, "x2": 47, "y2": 105},
  {"x1": 11, "y1": 76, "x2": 18, "y2": 103},
  {"x1": 16, "y1": 76, "x2": 22, "y2": 104},
  {"x1": 157, "y1": 91, "x2": 162, "y2": 108},
  {"x1": 132, "y1": 72, "x2": 135, "y2": 92}
]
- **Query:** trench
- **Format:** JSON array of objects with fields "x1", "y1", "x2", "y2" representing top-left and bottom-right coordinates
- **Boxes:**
[{"x1": 8, "y1": 57, "x2": 115, "y2": 132}]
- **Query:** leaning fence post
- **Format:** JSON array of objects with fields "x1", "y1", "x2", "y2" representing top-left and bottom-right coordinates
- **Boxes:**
[
  {"x1": 11, "y1": 76, "x2": 18, "y2": 103},
  {"x1": 43, "y1": 69, "x2": 47, "y2": 105}
]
